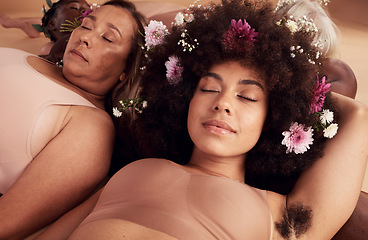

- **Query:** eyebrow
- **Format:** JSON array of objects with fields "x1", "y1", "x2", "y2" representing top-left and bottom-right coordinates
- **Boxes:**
[
  {"x1": 202, "y1": 72, "x2": 265, "y2": 91},
  {"x1": 85, "y1": 15, "x2": 122, "y2": 38}
]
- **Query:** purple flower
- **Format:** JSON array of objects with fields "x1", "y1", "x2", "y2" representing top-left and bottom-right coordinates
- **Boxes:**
[
  {"x1": 310, "y1": 75, "x2": 331, "y2": 113},
  {"x1": 282, "y1": 122, "x2": 314, "y2": 154},
  {"x1": 231, "y1": 19, "x2": 258, "y2": 42},
  {"x1": 165, "y1": 55, "x2": 183, "y2": 85},
  {"x1": 222, "y1": 19, "x2": 258, "y2": 51},
  {"x1": 80, "y1": 9, "x2": 93, "y2": 23},
  {"x1": 144, "y1": 20, "x2": 168, "y2": 50}
]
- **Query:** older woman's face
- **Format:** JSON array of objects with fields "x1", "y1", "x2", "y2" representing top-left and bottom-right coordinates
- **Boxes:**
[
  {"x1": 188, "y1": 61, "x2": 268, "y2": 160},
  {"x1": 62, "y1": 5, "x2": 137, "y2": 96}
]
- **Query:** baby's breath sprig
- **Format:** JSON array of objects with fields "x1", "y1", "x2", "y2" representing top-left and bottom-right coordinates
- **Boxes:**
[
  {"x1": 188, "y1": 0, "x2": 201, "y2": 9},
  {"x1": 319, "y1": 0, "x2": 330, "y2": 7},
  {"x1": 112, "y1": 96, "x2": 148, "y2": 117},
  {"x1": 178, "y1": 29, "x2": 199, "y2": 52}
]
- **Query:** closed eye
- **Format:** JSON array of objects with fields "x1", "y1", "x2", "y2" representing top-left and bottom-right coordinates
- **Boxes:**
[
  {"x1": 237, "y1": 94, "x2": 257, "y2": 102},
  {"x1": 80, "y1": 26, "x2": 91, "y2": 30},
  {"x1": 200, "y1": 89, "x2": 219, "y2": 93},
  {"x1": 103, "y1": 36, "x2": 113, "y2": 42}
]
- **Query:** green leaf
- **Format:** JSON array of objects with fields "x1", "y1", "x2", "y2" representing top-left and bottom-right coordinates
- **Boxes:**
[
  {"x1": 32, "y1": 24, "x2": 44, "y2": 32},
  {"x1": 46, "y1": 0, "x2": 53, "y2": 8}
]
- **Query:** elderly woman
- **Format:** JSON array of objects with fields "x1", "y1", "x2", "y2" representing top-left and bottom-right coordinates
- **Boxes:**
[{"x1": 0, "y1": 0, "x2": 146, "y2": 239}]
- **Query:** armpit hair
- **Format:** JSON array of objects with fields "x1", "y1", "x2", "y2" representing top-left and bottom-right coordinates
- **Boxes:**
[{"x1": 275, "y1": 202, "x2": 312, "y2": 239}]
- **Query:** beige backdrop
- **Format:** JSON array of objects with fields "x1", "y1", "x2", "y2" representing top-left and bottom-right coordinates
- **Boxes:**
[{"x1": 1, "y1": 0, "x2": 368, "y2": 192}]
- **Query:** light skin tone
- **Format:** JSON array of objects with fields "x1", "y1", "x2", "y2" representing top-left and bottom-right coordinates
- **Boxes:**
[
  {"x1": 62, "y1": 5, "x2": 136, "y2": 98},
  {"x1": 49, "y1": 61, "x2": 368, "y2": 239},
  {"x1": 0, "y1": 5, "x2": 138, "y2": 239}
]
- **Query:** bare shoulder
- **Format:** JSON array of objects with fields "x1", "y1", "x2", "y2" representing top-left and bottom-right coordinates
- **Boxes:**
[
  {"x1": 323, "y1": 58, "x2": 357, "y2": 98},
  {"x1": 67, "y1": 106, "x2": 115, "y2": 132},
  {"x1": 60, "y1": 106, "x2": 116, "y2": 151}
]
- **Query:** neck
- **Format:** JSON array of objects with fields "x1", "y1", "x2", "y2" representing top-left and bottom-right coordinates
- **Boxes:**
[
  {"x1": 187, "y1": 148, "x2": 246, "y2": 182},
  {"x1": 28, "y1": 56, "x2": 107, "y2": 110}
]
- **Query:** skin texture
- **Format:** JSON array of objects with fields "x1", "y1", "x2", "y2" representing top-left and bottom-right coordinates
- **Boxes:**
[
  {"x1": 0, "y1": 5, "x2": 138, "y2": 239},
  {"x1": 62, "y1": 5, "x2": 136, "y2": 97},
  {"x1": 47, "y1": 0, "x2": 91, "y2": 42},
  {"x1": 323, "y1": 58, "x2": 357, "y2": 99},
  {"x1": 187, "y1": 61, "x2": 269, "y2": 182},
  {"x1": 45, "y1": 61, "x2": 368, "y2": 240}
]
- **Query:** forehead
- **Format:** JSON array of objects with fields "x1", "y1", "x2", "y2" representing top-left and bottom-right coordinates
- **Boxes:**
[
  {"x1": 210, "y1": 61, "x2": 261, "y2": 79},
  {"x1": 89, "y1": 5, "x2": 137, "y2": 34},
  {"x1": 205, "y1": 61, "x2": 266, "y2": 90}
]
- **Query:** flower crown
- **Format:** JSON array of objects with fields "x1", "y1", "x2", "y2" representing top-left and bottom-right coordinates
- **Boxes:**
[
  {"x1": 114, "y1": 2, "x2": 338, "y2": 154},
  {"x1": 112, "y1": 96, "x2": 148, "y2": 117},
  {"x1": 276, "y1": 15, "x2": 322, "y2": 64},
  {"x1": 281, "y1": 75, "x2": 338, "y2": 154}
]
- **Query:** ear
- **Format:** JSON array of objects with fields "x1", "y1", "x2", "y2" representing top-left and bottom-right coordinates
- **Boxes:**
[
  {"x1": 119, "y1": 72, "x2": 126, "y2": 82},
  {"x1": 47, "y1": 19, "x2": 57, "y2": 31}
]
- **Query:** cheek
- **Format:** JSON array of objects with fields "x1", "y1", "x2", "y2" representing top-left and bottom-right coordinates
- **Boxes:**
[
  {"x1": 187, "y1": 100, "x2": 201, "y2": 138},
  {"x1": 239, "y1": 109, "x2": 266, "y2": 137}
]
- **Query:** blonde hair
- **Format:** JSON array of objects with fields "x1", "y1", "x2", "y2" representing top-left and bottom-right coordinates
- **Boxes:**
[{"x1": 275, "y1": 0, "x2": 340, "y2": 57}]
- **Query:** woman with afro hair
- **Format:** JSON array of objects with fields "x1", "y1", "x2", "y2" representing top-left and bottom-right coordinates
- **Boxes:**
[{"x1": 44, "y1": 0, "x2": 368, "y2": 239}]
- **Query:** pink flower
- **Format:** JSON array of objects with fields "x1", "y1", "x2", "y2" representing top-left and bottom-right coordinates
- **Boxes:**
[
  {"x1": 144, "y1": 20, "x2": 168, "y2": 50},
  {"x1": 80, "y1": 9, "x2": 93, "y2": 23},
  {"x1": 165, "y1": 55, "x2": 183, "y2": 85},
  {"x1": 310, "y1": 75, "x2": 330, "y2": 113},
  {"x1": 282, "y1": 122, "x2": 314, "y2": 154},
  {"x1": 222, "y1": 19, "x2": 258, "y2": 51}
]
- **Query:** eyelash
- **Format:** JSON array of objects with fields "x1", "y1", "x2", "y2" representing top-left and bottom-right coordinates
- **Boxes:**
[
  {"x1": 200, "y1": 88, "x2": 257, "y2": 102},
  {"x1": 237, "y1": 95, "x2": 257, "y2": 102},
  {"x1": 103, "y1": 36, "x2": 112, "y2": 42},
  {"x1": 200, "y1": 89, "x2": 218, "y2": 93},
  {"x1": 80, "y1": 26, "x2": 113, "y2": 43}
]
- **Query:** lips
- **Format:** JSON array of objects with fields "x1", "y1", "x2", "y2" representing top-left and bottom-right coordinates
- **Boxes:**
[
  {"x1": 70, "y1": 49, "x2": 88, "y2": 62},
  {"x1": 202, "y1": 119, "x2": 236, "y2": 134}
]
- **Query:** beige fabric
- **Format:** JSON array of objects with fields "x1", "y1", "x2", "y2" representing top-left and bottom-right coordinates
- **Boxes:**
[
  {"x1": 81, "y1": 159, "x2": 272, "y2": 240},
  {"x1": 0, "y1": 48, "x2": 96, "y2": 193}
]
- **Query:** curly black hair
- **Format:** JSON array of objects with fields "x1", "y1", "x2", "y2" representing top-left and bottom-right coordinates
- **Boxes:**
[
  {"x1": 39, "y1": 0, "x2": 64, "y2": 41},
  {"x1": 113, "y1": 0, "x2": 337, "y2": 193}
]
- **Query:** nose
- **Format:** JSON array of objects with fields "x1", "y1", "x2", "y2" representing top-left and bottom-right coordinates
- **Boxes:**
[
  {"x1": 213, "y1": 94, "x2": 232, "y2": 115},
  {"x1": 79, "y1": 31, "x2": 92, "y2": 48}
]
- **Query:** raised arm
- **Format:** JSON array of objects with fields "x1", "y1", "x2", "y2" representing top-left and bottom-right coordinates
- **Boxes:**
[
  {"x1": 0, "y1": 106, "x2": 114, "y2": 239},
  {"x1": 287, "y1": 93, "x2": 368, "y2": 239}
]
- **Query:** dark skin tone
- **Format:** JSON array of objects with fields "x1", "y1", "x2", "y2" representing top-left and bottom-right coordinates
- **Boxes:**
[{"x1": 47, "y1": 0, "x2": 90, "y2": 42}]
